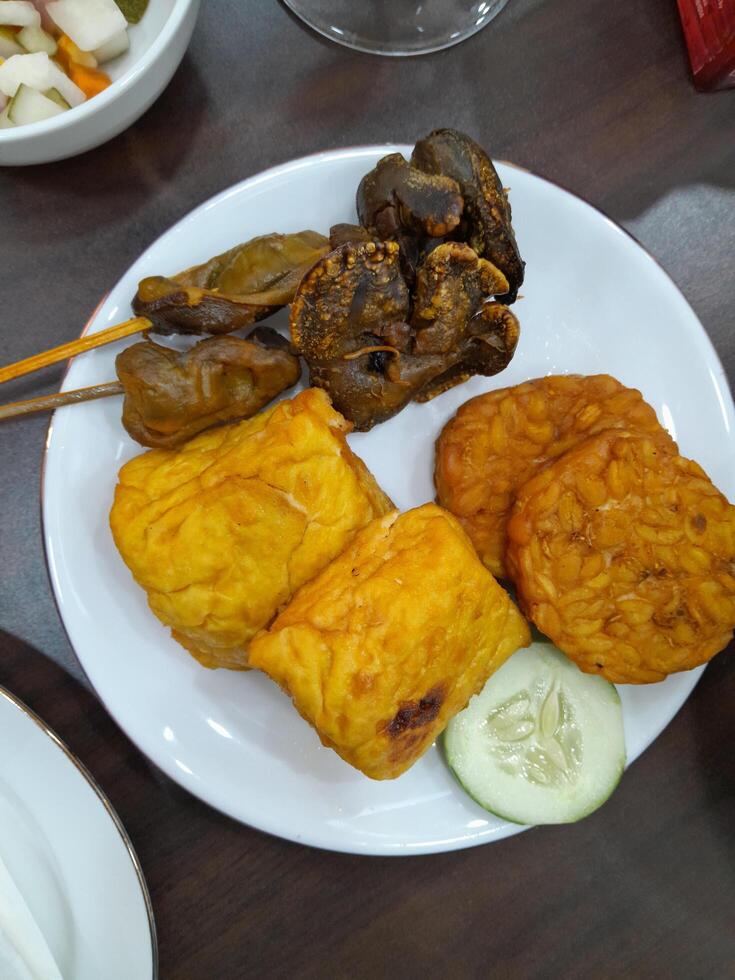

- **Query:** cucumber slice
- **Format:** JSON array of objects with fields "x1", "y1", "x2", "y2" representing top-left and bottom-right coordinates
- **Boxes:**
[
  {"x1": 43, "y1": 86, "x2": 70, "y2": 109},
  {"x1": 17, "y1": 25, "x2": 57, "y2": 55},
  {"x1": 7, "y1": 82, "x2": 64, "y2": 123},
  {"x1": 0, "y1": 1, "x2": 41, "y2": 28},
  {"x1": 444, "y1": 642, "x2": 626, "y2": 825},
  {"x1": 115, "y1": 0, "x2": 148, "y2": 24},
  {"x1": 0, "y1": 26, "x2": 24, "y2": 58}
]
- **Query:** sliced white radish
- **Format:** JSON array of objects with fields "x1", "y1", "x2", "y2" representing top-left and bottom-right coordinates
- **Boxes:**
[
  {"x1": 46, "y1": 56, "x2": 83, "y2": 105},
  {"x1": 93, "y1": 26, "x2": 128, "y2": 64},
  {"x1": 0, "y1": 103, "x2": 13, "y2": 126},
  {"x1": 17, "y1": 24, "x2": 56, "y2": 54},
  {"x1": 0, "y1": 52, "x2": 84, "y2": 105},
  {"x1": 43, "y1": 85, "x2": 69, "y2": 108},
  {"x1": 0, "y1": 50, "x2": 50, "y2": 94},
  {"x1": 0, "y1": 25, "x2": 24, "y2": 57},
  {"x1": 47, "y1": 0, "x2": 125, "y2": 51},
  {"x1": 444, "y1": 643, "x2": 626, "y2": 825},
  {"x1": 0, "y1": 1, "x2": 41, "y2": 28},
  {"x1": 7, "y1": 81, "x2": 64, "y2": 123}
]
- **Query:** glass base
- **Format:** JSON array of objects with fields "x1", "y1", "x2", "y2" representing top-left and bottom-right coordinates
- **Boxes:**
[{"x1": 282, "y1": 0, "x2": 511, "y2": 56}]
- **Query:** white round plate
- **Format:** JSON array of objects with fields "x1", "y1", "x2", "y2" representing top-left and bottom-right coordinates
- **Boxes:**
[
  {"x1": 42, "y1": 146, "x2": 735, "y2": 855},
  {"x1": 0, "y1": 687, "x2": 156, "y2": 977}
]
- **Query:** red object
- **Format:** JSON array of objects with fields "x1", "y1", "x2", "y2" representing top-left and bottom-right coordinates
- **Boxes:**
[{"x1": 677, "y1": 0, "x2": 735, "y2": 90}]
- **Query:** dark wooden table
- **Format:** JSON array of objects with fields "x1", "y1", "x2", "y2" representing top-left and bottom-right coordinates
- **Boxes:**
[{"x1": 1, "y1": 1, "x2": 734, "y2": 976}]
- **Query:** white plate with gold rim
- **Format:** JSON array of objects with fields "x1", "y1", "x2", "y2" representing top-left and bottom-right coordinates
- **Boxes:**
[
  {"x1": 0, "y1": 686, "x2": 156, "y2": 976},
  {"x1": 42, "y1": 146, "x2": 734, "y2": 854}
]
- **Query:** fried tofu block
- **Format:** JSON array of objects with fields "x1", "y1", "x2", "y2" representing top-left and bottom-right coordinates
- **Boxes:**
[
  {"x1": 110, "y1": 388, "x2": 392, "y2": 669},
  {"x1": 249, "y1": 504, "x2": 531, "y2": 779}
]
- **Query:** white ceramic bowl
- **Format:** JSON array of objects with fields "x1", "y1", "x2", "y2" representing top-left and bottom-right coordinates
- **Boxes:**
[{"x1": 0, "y1": 0, "x2": 199, "y2": 166}]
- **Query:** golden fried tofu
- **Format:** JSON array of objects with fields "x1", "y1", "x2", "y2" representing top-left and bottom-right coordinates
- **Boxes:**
[
  {"x1": 507, "y1": 430, "x2": 735, "y2": 683},
  {"x1": 249, "y1": 504, "x2": 530, "y2": 779},
  {"x1": 110, "y1": 388, "x2": 392, "y2": 669}
]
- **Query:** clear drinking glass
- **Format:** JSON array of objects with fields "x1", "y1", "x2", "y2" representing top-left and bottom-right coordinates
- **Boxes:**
[{"x1": 282, "y1": 0, "x2": 512, "y2": 56}]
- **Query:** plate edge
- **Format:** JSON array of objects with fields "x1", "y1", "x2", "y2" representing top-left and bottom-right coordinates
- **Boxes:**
[{"x1": 0, "y1": 685, "x2": 159, "y2": 977}]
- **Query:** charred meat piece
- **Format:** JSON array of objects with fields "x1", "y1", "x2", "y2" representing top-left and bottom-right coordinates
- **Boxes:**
[
  {"x1": 116, "y1": 327, "x2": 301, "y2": 449},
  {"x1": 407, "y1": 244, "x2": 518, "y2": 399},
  {"x1": 290, "y1": 241, "x2": 520, "y2": 431},
  {"x1": 290, "y1": 240, "x2": 414, "y2": 430},
  {"x1": 131, "y1": 231, "x2": 330, "y2": 336},
  {"x1": 409, "y1": 242, "x2": 509, "y2": 355},
  {"x1": 415, "y1": 301, "x2": 520, "y2": 402},
  {"x1": 132, "y1": 278, "x2": 276, "y2": 337},
  {"x1": 411, "y1": 129, "x2": 525, "y2": 302},
  {"x1": 357, "y1": 152, "x2": 464, "y2": 241},
  {"x1": 404, "y1": 246, "x2": 518, "y2": 400},
  {"x1": 329, "y1": 223, "x2": 373, "y2": 249},
  {"x1": 290, "y1": 240, "x2": 409, "y2": 361}
]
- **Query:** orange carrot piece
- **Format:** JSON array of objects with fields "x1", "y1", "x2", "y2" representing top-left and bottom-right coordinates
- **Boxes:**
[
  {"x1": 68, "y1": 63, "x2": 112, "y2": 99},
  {"x1": 56, "y1": 34, "x2": 96, "y2": 69}
]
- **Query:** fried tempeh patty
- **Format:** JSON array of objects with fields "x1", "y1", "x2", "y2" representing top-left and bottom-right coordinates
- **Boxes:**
[
  {"x1": 506, "y1": 430, "x2": 735, "y2": 683},
  {"x1": 435, "y1": 374, "x2": 674, "y2": 578}
]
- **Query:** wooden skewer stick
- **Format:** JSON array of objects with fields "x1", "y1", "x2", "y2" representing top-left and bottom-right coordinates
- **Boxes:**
[
  {"x1": 0, "y1": 316, "x2": 151, "y2": 385},
  {"x1": 0, "y1": 382, "x2": 123, "y2": 421}
]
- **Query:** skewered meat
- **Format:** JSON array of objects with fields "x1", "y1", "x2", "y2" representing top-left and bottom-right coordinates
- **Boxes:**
[
  {"x1": 328, "y1": 223, "x2": 372, "y2": 249},
  {"x1": 116, "y1": 327, "x2": 301, "y2": 449},
  {"x1": 131, "y1": 230, "x2": 330, "y2": 336}
]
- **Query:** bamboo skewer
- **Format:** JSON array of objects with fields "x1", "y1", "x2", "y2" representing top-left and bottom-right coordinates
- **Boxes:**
[
  {"x1": 0, "y1": 382, "x2": 123, "y2": 421},
  {"x1": 0, "y1": 316, "x2": 151, "y2": 385}
]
